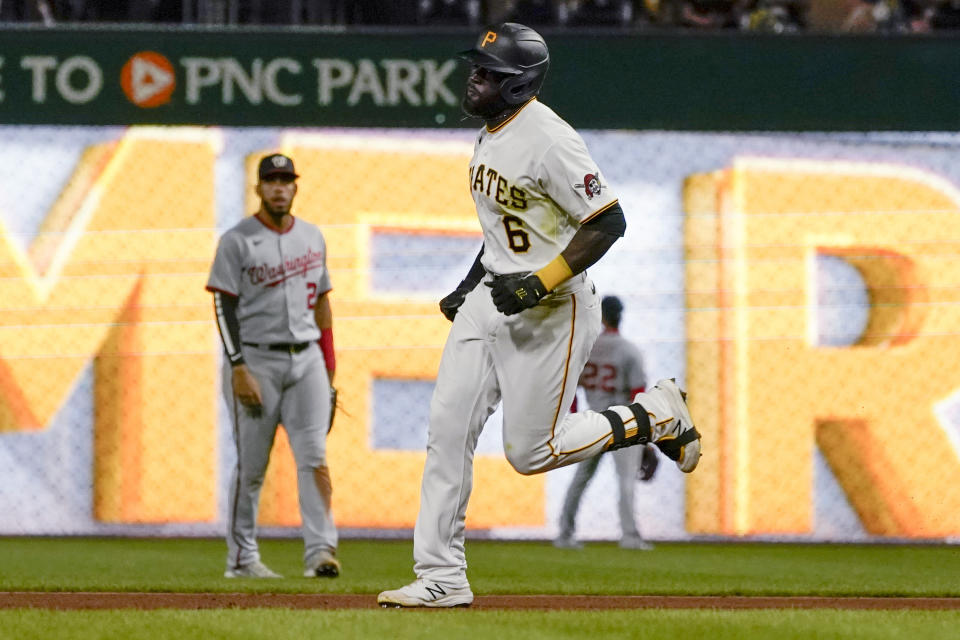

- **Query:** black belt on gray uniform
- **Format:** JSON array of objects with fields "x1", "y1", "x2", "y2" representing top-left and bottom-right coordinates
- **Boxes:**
[{"x1": 242, "y1": 341, "x2": 311, "y2": 354}]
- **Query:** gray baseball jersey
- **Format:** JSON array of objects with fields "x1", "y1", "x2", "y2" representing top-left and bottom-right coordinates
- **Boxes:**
[
  {"x1": 579, "y1": 330, "x2": 647, "y2": 410},
  {"x1": 206, "y1": 215, "x2": 331, "y2": 344},
  {"x1": 206, "y1": 212, "x2": 336, "y2": 574}
]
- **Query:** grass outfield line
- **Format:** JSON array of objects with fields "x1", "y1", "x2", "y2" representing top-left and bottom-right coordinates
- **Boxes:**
[
  {"x1": 3, "y1": 592, "x2": 960, "y2": 610},
  {"x1": 2, "y1": 538, "x2": 957, "y2": 638},
  {"x1": 1, "y1": 538, "x2": 958, "y2": 597}
]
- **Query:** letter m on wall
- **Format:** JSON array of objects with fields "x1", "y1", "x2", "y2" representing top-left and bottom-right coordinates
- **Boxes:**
[
  {"x1": 0, "y1": 130, "x2": 218, "y2": 522},
  {"x1": 683, "y1": 158, "x2": 960, "y2": 538}
]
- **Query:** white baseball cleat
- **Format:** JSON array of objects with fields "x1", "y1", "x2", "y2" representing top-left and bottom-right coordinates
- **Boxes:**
[
  {"x1": 378, "y1": 579, "x2": 474, "y2": 608},
  {"x1": 224, "y1": 560, "x2": 282, "y2": 578},
  {"x1": 304, "y1": 550, "x2": 340, "y2": 578},
  {"x1": 634, "y1": 379, "x2": 701, "y2": 473}
]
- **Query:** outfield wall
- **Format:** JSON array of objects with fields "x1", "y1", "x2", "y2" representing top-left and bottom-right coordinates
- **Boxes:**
[
  {"x1": 1, "y1": 29, "x2": 959, "y2": 542},
  {"x1": 2, "y1": 125, "x2": 959, "y2": 542}
]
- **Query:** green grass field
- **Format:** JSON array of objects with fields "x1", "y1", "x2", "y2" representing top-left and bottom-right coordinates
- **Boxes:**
[
  {"x1": 7, "y1": 609, "x2": 960, "y2": 640},
  {"x1": 2, "y1": 537, "x2": 959, "y2": 639}
]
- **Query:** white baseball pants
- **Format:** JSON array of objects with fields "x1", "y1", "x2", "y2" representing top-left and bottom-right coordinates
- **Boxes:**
[{"x1": 414, "y1": 274, "x2": 623, "y2": 586}]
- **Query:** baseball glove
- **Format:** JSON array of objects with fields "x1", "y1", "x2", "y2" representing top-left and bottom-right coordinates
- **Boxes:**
[
  {"x1": 328, "y1": 386, "x2": 338, "y2": 434},
  {"x1": 639, "y1": 444, "x2": 659, "y2": 482}
]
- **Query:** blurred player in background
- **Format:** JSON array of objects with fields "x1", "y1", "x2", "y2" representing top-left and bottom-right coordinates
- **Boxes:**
[
  {"x1": 554, "y1": 295, "x2": 659, "y2": 551},
  {"x1": 206, "y1": 154, "x2": 340, "y2": 579},
  {"x1": 378, "y1": 23, "x2": 700, "y2": 609}
]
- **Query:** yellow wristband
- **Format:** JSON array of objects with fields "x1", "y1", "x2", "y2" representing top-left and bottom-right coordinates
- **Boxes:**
[{"x1": 534, "y1": 255, "x2": 574, "y2": 292}]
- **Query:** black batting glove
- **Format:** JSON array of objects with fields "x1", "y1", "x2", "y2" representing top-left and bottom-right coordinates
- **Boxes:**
[
  {"x1": 486, "y1": 274, "x2": 548, "y2": 316},
  {"x1": 439, "y1": 280, "x2": 478, "y2": 321}
]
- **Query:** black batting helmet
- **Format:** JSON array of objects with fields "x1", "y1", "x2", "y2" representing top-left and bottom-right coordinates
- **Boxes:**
[{"x1": 459, "y1": 23, "x2": 550, "y2": 105}]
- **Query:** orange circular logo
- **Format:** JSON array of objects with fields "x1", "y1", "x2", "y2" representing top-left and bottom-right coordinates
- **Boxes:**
[{"x1": 121, "y1": 51, "x2": 175, "y2": 108}]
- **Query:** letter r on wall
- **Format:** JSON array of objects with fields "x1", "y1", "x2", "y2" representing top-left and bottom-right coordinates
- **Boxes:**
[{"x1": 683, "y1": 158, "x2": 960, "y2": 538}]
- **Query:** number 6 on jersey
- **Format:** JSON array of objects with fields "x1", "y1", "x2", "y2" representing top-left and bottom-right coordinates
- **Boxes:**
[{"x1": 502, "y1": 215, "x2": 530, "y2": 253}]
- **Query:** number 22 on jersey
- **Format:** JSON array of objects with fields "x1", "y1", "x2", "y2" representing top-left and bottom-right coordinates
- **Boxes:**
[{"x1": 581, "y1": 362, "x2": 617, "y2": 393}]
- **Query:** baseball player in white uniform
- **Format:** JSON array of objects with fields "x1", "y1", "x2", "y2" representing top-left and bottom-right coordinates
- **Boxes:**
[
  {"x1": 555, "y1": 295, "x2": 660, "y2": 551},
  {"x1": 378, "y1": 23, "x2": 701, "y2": 608},
  {"x1": 206, "y1": 154, "x2": 340, "y2": 579}
]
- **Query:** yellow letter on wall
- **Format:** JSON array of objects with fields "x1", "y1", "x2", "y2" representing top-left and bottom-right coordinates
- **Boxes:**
[
  {"x1": 685, "y1": 158, "x2": 960, "y2": 538},
  {"x1": 0, "y1": 129, "x2": 219, "y2": 523}
]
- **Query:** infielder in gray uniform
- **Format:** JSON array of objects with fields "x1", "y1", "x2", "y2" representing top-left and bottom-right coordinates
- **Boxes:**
[
  {"x1": 206, "y1": 154, "x2": 340, "y2": 579},
  {"x1": 378, "y1": 23, "x2": 700, "y2": 608},
  {"x1": 555, "y1": 296, "x2": 660, "y2": 551}
]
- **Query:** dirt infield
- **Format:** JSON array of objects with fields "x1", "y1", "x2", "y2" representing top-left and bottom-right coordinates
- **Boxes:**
[{"x1": 2, "y1": 592, "x2": 959, "y2": 611}]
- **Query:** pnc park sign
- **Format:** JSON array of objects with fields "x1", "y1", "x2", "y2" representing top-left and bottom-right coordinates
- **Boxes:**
[
  {"x1": 0, "y1": 27, "x2": 471, "y2": 127},
  {"x1": 14, "y1": 52, "x2": 457, "y2": 109},
  {"x1": 2, "y1": 27, "x2": 960, "y2": 130}
]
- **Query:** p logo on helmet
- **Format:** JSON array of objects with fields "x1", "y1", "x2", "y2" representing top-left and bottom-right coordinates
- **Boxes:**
[{"x1": 481, "y1": 31, "x2": 497, "y2": 47}]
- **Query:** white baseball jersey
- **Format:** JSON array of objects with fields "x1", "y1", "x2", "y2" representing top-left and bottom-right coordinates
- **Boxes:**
[
  {"x1": 580, "y1": 330, "x2": 647, "y2": 410},
  {"x1": 468, "y1": 98, "x2": 619, "y2": 277},
  {"x1": 206, "y1": 215, "x2": 331, "y2": 344},
  {"x1": 410, "y1": 99, "x2": 636, "y2": 588},
  {"x1": 385, "y1": 65, "x2": 695, "y2": 605}
]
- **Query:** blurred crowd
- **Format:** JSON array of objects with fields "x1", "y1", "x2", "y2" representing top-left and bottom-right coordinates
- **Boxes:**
[{"x1": 2, "y1": 0, "x2": 960, "y2": 32}]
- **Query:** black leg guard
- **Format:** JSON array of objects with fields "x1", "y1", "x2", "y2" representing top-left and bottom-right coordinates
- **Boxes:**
[
  {"x1": 627, "y1": 403, "x2": 652, "y2": 445},
  {"x1": 601, "y1": 404, "x2": 652, "y2": 452},
  {"x1": 601, "y1": 409, "x2": 625, "y2": 449}
]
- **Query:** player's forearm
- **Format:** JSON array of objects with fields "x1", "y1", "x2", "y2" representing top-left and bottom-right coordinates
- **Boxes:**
[
  {"x1": 559, "y1": 226, "x2": 620, "y2": 277},
  {"x1": 213, "y1": 291, "x2": 245, "y2": 366},
  {"x1": 314, "y1": 293, "x2": 336, "y2": 378},
  {"x1": 314, "y1": 293, "x2": 333, "y2": 330},
  {"x1": 532, "y1": 227, "x2": 618, "y2": 292},
  {"x1": 537, "y1": 203, "x2": 625, "y2": 291}
]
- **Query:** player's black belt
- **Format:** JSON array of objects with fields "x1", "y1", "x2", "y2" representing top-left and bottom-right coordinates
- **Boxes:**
[{"x1": 242, "y1": 341, "x2": 311, "y2": 354}]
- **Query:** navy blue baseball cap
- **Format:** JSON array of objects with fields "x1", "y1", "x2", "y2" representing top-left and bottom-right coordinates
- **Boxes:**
[
  {"x1": 258, "y1": 153, "x2": 299, "y2": 180},
  {"x1": 601, "y1": 295, "x2": 623, "y2": 325},
  {"x1": 601, "y1": 295, "x2": 623, "y2": 316}
]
